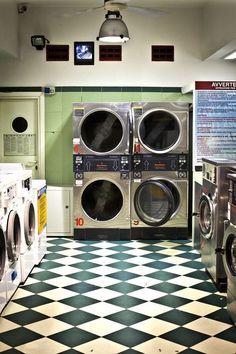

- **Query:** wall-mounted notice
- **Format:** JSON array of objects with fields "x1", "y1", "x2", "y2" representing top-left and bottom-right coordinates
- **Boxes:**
[
  {"x1": 194, "y1": 81, "x2": 236, "y2": 166},
  {"x1": 4, "y1": 134, "x2": 36, "y2": 156}
]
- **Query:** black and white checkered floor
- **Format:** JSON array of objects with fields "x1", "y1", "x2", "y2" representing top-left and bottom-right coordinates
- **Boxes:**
[{"x1": 1, "y1": 238, "x2": 236, "y2": 353}]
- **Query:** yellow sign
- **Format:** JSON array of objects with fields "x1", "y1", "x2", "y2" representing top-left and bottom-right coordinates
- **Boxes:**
[{"x1": 38, "y1": 188, "x2": 47, "y2": 235}]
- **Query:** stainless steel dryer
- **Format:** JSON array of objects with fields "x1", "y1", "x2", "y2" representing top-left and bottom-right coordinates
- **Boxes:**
[
  {"x1": 197, "y1": 158, "x2": 236, "y2": 291},
  {"x1": 131, "y1": 102, "x2": 189, "y2": 155},
  {"x1": 221, "y1": 173, "x2": 236, "y2": 325},
  {"x1": 73, "y1": 154, "x2": 131, "y2": 240},
  {"x1": 131, "y1": 154, "x2": 189, "y2": 239},
  {"x1": 73, "y1": 103, "x2": 132, "y2": 155}
]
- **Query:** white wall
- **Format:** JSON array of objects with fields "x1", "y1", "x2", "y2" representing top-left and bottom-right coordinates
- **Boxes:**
[
  {"x1": 0, "y1": 5, "x2": 235, "y2": 87},
  {"x1": 0, "y1": 0, "x2": 18, "y2": 58}
]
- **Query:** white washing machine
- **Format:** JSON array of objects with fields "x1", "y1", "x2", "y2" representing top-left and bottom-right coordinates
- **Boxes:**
[
  {"x1": 73, "y1": 155, "x2": 131, "y2": 240},
  {"x1": 0, "y1": 175, "x2": 21, "y2": 303},
  {"x1": 0, "y1": 187, "x2": 7, "y2": 314},
  {"x1": 221, "y1": 173, "x2": 236, "y2": 326},
  {"x1": 73, "y1": 102, "x2": 132, "y2": 155},
  {"x1": 0, "y1": 165, "x2": 36, "y2": 283},
  {"x1": 131, "y1": 154, "x2": 189, "y2": 239},
  {"x1": 32, "y1": 179, "x2": 47, "y2": 265},
  {"x1": 131, "y1": 102, "x2": 189, "y2": 155}
]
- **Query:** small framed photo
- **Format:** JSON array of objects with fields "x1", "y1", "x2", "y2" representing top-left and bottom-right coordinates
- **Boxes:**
[{"x1": 74, "y1": 41, "x2": 94, "y2": 65}]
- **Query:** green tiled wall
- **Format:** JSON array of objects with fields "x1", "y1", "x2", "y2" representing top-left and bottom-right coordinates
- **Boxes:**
[{"x1": 45, "y1": 87, "x2": 193, "y2": 186}]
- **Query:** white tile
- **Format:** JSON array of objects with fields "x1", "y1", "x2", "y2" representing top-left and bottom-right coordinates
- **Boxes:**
[
  {"x1": 11, "y1": 288, "x2": 33, "y2": 300},
  {"x1": 89, "y1": 257, "x2": 117, "y2": 266},
  {"x1": 161, "y1": 256, "x2": 189, "y2": 265},
  {"x1": 33, "y1": 302, "x2": 75, "y2": 317},
  {"x1": 90, "y1": 249, "x2": 117, "y2": 257},
  {"x1": 134, "y1": 337, "x2": 186, "y2": 354},
  {"x1": 87, "y1": 265, "x2": 118, "y2": 276},
  {"x1": 16, "y1": 337, "x2": 68, "y2": 354},
  {"x1": 158, "y1": 241, "x2": 180, "y2": 248},
  {"x1": 82, "y1": 302, "x2": 123, "y2": 317},
  {"x1": 0, "y1": 343, "x2": 11, "y2": 351},
  {"x1": 44, "y1": 275, "x2": 79, "y2": 287},
  {"x1": 85, "y1": 288, "x2": 121, "y2": 301},
  {"x1": 128, "y1": 275, "x2": 161, "y2": 287},
  {"x1": 131, "y1": 318, "x2": 178, "y2": 336},
  {"x1": 178, "y1": 301, "x2": 219, "y2": 316},
  {"x1": 124, "y1": 249, "x2": 150, "y2": 256},
  {"x1": 50, "y1": 265, "x2": 83, "y2": 276},
  {"x1": 167, "y1": 275, "x2": 203, "y2": 287},
  {"x1": 127, "y1": 256, "x2": 154, "y2": 265},
  {"x1": 26, "y1": 318, "x2": 73, "y2": 336},
  {"x1": 75, "y1": 338, "x2": 127, "y2": 354},
  {"x1": 164, "y1": 265, "x2": 195, "y2": 275},
  {"x1": 157, "y1": 249, "x2": 184, "y2": 256},
  {"x1": 54, "y1": 257, "x2": 83, "y2": 265},
  {"x1": 172, "y1": 287, "x2": 209, "y2": 300},
  {"x1": 128, "y1": 288, "x2": 164, "y2": 301},
  {"x1": 130, "y1": 302, "x2": 171, "y2": 317},
  {"x1": 127, "y1": 265, "x2": 155, "y2": 276},
  {"x1": 0, "y1": 317, "x2": 20, "y2": 332},
  {"x1": 56, "y1": 249, "x2": 84, "y2": 257},
  {"x1": 183, "y1": 317, "x2": 232, "y2": 336},
  {"x1": 1, "y1": 302, "x2": 27, "y2": 316},
  {"x1": 79, "y1": 318, "x2": 125, "y2": 336},
  {"x1": 193, "y1": 337, "x2": 236, "y2": 354},
  {"x1": 86, "y1": 275, "x2": 120, "y2": 287},
  {"x1": 39, "y1": 288, "x2": 78, "y2": 301}
]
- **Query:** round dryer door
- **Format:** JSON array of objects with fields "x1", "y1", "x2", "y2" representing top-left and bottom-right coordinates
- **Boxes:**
[
  {"x1": 138, "y1": 109, "x2": 181, "y2": 153},
  {"x1": 134, "y1": 179, "x2": 180, "y2": 226},
  {"x1": 225, "y1": 233, "x2": 236, "y2": 276},
  {"x1": 199, "y1": 194, "x2": 214, "y2": 239},
  {"x1": 0, "y1": 226, "x2": 6, "y2": 280},
  {"x1": 81, "y1": 179, "x2": 123, "y2": 221},
  {"x1": 81, "y1": 109, "x2": 124, "y2": 153},
  {"x1": 6, "y1": 210, "x2": 21, "y2": 262},
  {"x1": 24, "y1": 201, "x2": 36, "y2": 246}
]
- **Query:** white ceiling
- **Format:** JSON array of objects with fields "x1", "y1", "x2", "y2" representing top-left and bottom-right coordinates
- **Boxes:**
[{"x1": 14, "y1": 0, "x2": 235, "y2": 10}]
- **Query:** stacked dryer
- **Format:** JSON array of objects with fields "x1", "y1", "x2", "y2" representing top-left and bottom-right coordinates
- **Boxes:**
[
  {"x1": 73, "y1": 103, "x2": 132, "y2": 240},
  {"x1": 130, "y1": 102, "x2": 190, "y2": 239}
]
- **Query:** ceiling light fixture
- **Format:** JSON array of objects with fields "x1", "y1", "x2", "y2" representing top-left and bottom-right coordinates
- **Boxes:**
[
  {"x1": 224, "y1": 50, "x2": 236, "y2": 60},
  {"x1": 97, "y1": 11, "x2": 130, "y2": 43}
]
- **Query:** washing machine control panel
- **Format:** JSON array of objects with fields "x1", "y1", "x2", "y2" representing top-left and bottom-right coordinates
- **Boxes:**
[
  {"x1": 73, "y1": 154, "x2": 131, "y2": 180},
  {"x1": 132, "y1": 154, "x2": 188, "y2": 172},
  {"x1": 228, "y1": 174, "x2": 236, "y2": 206},
  {"x1": 202, "y1": 162, "x2": 217, "y2": 184}
]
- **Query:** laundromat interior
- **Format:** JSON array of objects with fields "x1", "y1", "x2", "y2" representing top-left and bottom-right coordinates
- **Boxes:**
[{"x1": 1, "y1": 0, "x2": 236, "y2": 353}]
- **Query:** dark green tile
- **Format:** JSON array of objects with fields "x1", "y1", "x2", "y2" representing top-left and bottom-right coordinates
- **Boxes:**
[
  {"x1": 187, "y1": 270, "x2": 210, "y2": 281},
  {"x1": 139, "y1": 245, "x2": 164, "y2": 252},
  {"x1": 183, "y1": 261, "x2": 204, "y2": 269},
  {"x1": 73, "y1": 253, "x2": 99, "y2": 261},
  {"x1": 59, "y1": 294, "x2": 98, "y2": 308},
  {"x1": 47, "y1": 238, "x2": 72, "y2": 245},
  {"x1": 30, "y1": 271, "x2": 60, "y2": 281},
  {"x1": 68, "y1": 271, "x2": 98, "y2": 281},
  {"x1": 110, "y1": 253, "x2": 133, "y2": 261},
  {"x1": 160, "y1": 327, "x2": 209, "y2": 347},
  {"x1": 206, "y1": 309, "x2": 232, "y2": 324},
  {"x1": 105, "y1": 328, "x2": 154, "y2": 347},
  {"x1": 153, "y1": 294, "x2": 191, "y2": 308},
  {"x1": 21, "y1": 282, "x2": 56, "y2": 293},
  {"x1": 143, "y1": 253, "x2": 167, "y2": 261},
  {"x1": 0, "y1": 349, "x2": 24, "y2": 354},
  {"x1": 60, "y1": 350, "x2": 83, "y2": 354},
  {"x1": 5, "y1": 310, "x2": 48, "y2": 326},
  {"x1": 122, "y1": 87, "x2": 142, "y2": 92},
  {"x1": 150, "y1": 282, "x2": 184, "y2": 294},
  {"x1": 71, "y1": 261, "x2": 99, "y2": 270},
  {"x1": 63, "y1": 282, "x2": 99, "y2": 294},
  {"x1": 192, "y1": 281, "x2": 218, "y2": 293},
  {"x1": 13, "y1": 295, "x2": 52, "y2": 308},
  {"x1": 55, "y1": 309, "x2": 98, "y2": 326},
  {"x1": 110, "y1": 261, "x2": 136, "y2": 270},
  {"x1": 49, "y1": 327, "x2": 98, "y2": 346},
  {"x1": 44, "y1": 253, "x2": 66, "y2": 261},
  {"x1": 106, "y1": 310, "x2": 148, "y2": 326},
  {"x1": 81, "y1": 86, "x2": 101, "y2": 92},
  {"x1": 120, "y1": 350, "x2": 143, "y2": 354},
  {"x1": 198, "y1": 294, "x2": 227, "y2": 307},
  {"x1": 174, "y1": 245, "x2": 193, "y2": 251},
  {"x1": 0, "y1": 327, "x2": 42, "y2": 346},
  {"x1": 37, "y1": 260, "x2": 62, "y2": 270},
  {"x1": 75, "y1": 245, "x2": 100, "y2": 252},
  {"x1": 102, "y1": 87, "x2": 122, "y2": 92},
  {"x1": 148, "y1": 270, "x2": 177, "y2": 281},
  {"x1": 180, "y1": 349, "x2": 204, "y2": 354},
  {"x1": 108, "y1": 271, "x2": 138, "y2": 281},
  {"x1": 46, "y1": 245, "x2": 68, "y2": 252},
  {"x1": 178, "y1": 252, "x2": 201, "y2": 260},
  {"x1": 157, "y1": 309, "x2": 199, "y2": 325},
  {"x1": 109, "y1": 245, "x2": 132, "y2": 252},
  {"x1": 216, "y1": 327, "x2": 236, "y2": 343},
  {"x1": 107, "y1": 295, "x2": 145, "y2": 308},
  {"x1": 107, "y1": 282, "x2": 142, "y2": 294},
  {"x1": 145, "y1": 260, "x2": 173, "y2": 270}
]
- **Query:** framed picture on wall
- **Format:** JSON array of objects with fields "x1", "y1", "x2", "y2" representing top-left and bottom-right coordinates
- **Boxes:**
[{"x1": 74, "y1": 41, "x2": 94, "y2": 65}]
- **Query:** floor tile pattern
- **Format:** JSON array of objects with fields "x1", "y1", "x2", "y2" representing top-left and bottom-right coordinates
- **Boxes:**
[{"x1": 0, "y1": 238, "x2": 236, "y2": 353}]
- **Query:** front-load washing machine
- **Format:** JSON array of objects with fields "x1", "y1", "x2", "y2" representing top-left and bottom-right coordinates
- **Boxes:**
[
  {"x1": 196, "y1": 158, "x2": 236, "y2": 291},
  {"x1": 131, "y1": 102, "x2": 189, "y2": 155},
  {"x1": 131, "y1": 153, "x2": 189, "y2": 239},
  {"x1": 32, "y1": 179, "x2": 47, "y2": 265},
  {"x1": 0, "y1": 190, "x2": 7, "y2": 314},
  {"x1": 73, "y1": 102, "x2": 132, "y2": 155},
  {"x1": 73, "y1": 154, "x2": 131, "y2": 240},
  {"x1": 221, "y1": 173, "x2": 236, "y2": 325},
  {"x1": 0, "y1": 175, "x2": 21, "y2": 302},
  {"x1": 0, "y1": 165, "x2": 36, "y2": 283}
]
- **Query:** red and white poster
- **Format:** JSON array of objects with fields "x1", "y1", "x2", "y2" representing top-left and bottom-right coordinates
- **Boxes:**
[{"x1": 194, "y1": 81, "x2": 236, "y2": 166}]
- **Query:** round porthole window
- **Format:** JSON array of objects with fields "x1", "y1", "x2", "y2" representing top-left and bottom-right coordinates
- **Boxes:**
[{"x1": 12, "y1": 116, "x2": 28, "y2": 133}]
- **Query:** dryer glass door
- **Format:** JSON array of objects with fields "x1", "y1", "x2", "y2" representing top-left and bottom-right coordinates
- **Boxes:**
[
  {"x1": 81, "y1": 110, "x2": 123, "y2": 153},
  {"x1": 24, "y1": 201, "x2": 36, "y2": 246},
  {"x1": 81, "y1": 179, "x2": 123, "y2": 221},
  {"x1": 139, "y1": 109, "x2": 181, "y2": 153},
  {"x1": 226, "y1": 234, "x2": 236, "y2": 275},
  {"x1": 199, "y1": 194, "x2": 214, "y2": 239},
  {"x1": 6, "y1": 210, "x2": 21, "y2": 262},
  {"x1": 134, "y1": 179, "x2": 180, "y2": 226},
  {"x1": 0, "y1": 226, "x2": 6, "y2": 279}
]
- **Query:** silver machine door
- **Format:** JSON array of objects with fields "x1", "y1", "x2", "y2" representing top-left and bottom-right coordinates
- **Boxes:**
[
  {"x1": 6, "y1": 210, "x2": 21, "y2": 262},
  {"x1": 134, "y1": 179, "x2": 181, "y2": 226},
  {"x1": 0, "y1": 226, "x2": 6, "y2": 279},
  {"x1": 225, "y1": 233, "x2": 236, "y2": 276},
  {"x1": 24, "y1": 201, "x2": 35, "y2": 246},
  {"x1": 199, "y1": 194, "x2": 214, "y2": 239}
]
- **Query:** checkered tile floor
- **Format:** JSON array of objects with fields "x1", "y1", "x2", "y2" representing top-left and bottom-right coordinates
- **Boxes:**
[{"x1": 1, "y1": 238, "x2": 236, "y2": 354}]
